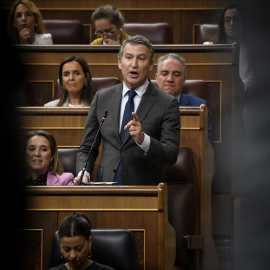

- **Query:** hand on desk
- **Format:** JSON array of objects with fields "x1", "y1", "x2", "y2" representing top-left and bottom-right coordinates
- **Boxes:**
[
  {"x1": 73, "y1": 174, "x2": 91, "y2": 185},
  {"x1": 103, "y1": 37, "x2": 121, "y2": 45}
]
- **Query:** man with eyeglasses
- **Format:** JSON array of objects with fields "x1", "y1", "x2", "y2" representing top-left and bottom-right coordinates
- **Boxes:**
[{"x1": 90, "y1": 5, "x2": 131, "y2": 45}]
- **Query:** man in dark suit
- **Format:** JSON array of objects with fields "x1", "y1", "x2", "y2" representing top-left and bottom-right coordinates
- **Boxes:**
[
  {"x1": 155, "y1": 53, "x2": 213, "y2": 146},
  {"x1": 75, "y1": 35, "x2": 180, "y2": 185}
]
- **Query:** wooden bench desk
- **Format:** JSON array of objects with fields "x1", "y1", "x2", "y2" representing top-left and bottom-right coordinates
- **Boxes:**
[
  {"x1": 18, "y1": 105, "x2": 217, "y2": 270},
  {"x1": 23, "y1": 183, "x2": 175, "y2": 270}
]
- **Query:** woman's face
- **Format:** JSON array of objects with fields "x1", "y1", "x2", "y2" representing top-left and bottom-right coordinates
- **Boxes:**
[
  {"x1": 94, "y1": 18, "x2": 122, "y2": 44},
  {"x1": 61, "y1": 61, "x2": 88, "y2": 95},
  {"x1": 25, "y1": 135, "x2": 53, "y2": 176},
  {"x1": 13, "y1": 3, "x2": 37, "y2": 34},
  {"x1": 223, "y1": 8, "x2": 243, "y2": 42},
  {"x1": 60, "y1": 236, "x2": 92, "y2": 268}
]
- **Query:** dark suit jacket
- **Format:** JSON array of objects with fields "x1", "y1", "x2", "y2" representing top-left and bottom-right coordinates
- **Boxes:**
[
  {"x1": 179, "y1": 94, "x2": 213, "y2": 146},
  {"x1": 76, "y1": 80, "x2": 180, "y2": 185}
]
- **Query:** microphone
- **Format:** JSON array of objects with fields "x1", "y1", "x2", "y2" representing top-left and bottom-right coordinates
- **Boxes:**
[{"x1": 78, "y1": 110, "x2": 108, "y2": 185}]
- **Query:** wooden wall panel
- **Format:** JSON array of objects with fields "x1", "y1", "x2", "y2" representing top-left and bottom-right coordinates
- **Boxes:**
[
  {"x1": 21, "y1": 229, "x2": 43, "y2": 270},
  {"x1": 19, "y1": 106, "x2": 217, "y2": 269},
  {"x1": 1, "y1": 1, "x2": 241, "y2": 268},
  {"x1": 0, "y1": 0, "x2": 236, "y2": 44},
  {"x1": 0, "y1": 0, "x2": 236, "y2": 9},
  {"x1": 57, "y1": 211, "x2": 146, "y2": 270},
  {"x1": 16, "y1": 44, "x2": 239, "y2": 195},
  {"x1": 22, "y1": 212, "x2": 58, "y2": 270},
  {"x1": 30, "y1": 81, "x2": 55, "y2": 106},
  {"x1": 207, "y1": 81, "x2": 221, "y2": 142},
  {"x1": 17, "y1": 106, "x2": 210, "y2": 196},
  {"x1": 24, "y1": 184, "x2": 177, "y2": 270}
]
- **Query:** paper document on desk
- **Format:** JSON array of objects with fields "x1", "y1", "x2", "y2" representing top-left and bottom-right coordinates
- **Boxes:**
[{"x1": 82, "y1": 182, "x2": 117, "y2": 185}]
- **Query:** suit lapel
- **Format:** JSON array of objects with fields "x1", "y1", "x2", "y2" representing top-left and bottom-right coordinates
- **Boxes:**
[
  {"x1": 46, "y1": 172, "x2": 58, "y2": 185},
  {"x1": 122, "y1": 81, "x2": 158, "y2": 145},
  {"x1": 136, "y1": 82, "x2": 158, "y2": 122},
  {"x1": 179, "y1": 94, "x2": 190, "y2": 106},
  {"x1": 110, "y1": 83, "x2": 123, "y2": 145}
]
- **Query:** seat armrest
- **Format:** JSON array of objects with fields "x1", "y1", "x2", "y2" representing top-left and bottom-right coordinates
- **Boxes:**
[{"x1": 183, "y1": 235, "x2": 204, "y2": 250}]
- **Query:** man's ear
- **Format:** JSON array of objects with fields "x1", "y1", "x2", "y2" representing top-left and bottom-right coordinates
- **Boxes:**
[
  {"x1": 183, "y1": 75, "x2": 187, "y2": 84},
  {"x1": 118, "y1": 58, "x2": 122, "y2": 70},
  {"x1": 149, "y1": 60, "x2": 154, "y2": 72}
]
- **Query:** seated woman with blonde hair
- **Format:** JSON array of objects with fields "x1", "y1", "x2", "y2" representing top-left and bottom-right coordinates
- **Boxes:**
[
  {"x1": 8, "y1": 0, "x2": 53, "y2": 44},
  {"x1": 24, "y1": 129, "x2": 74, "y2": 185}
]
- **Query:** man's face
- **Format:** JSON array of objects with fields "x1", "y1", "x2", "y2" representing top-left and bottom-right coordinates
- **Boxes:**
[
  {"x1": 118, "y1": 43, "x2": 154, "y2": 90},
  {"x1": 155, "y1": 59, "x2": 186, "y2": 97}
]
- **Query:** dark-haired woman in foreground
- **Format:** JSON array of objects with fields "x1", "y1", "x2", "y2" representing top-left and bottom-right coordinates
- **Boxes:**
[{"x1": 49, "y1": 212, "x2": 114, "y2": 270}]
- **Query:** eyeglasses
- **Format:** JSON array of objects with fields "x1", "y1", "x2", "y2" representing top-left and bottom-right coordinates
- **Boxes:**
[
  {"x1": 95, "y1": 26, "x2": 117, "y2": 37},
  {"x1": 223, "y1": 16, "x2": 241, "y2": 25}
]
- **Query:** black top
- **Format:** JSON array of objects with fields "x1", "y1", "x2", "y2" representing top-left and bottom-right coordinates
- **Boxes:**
[
  {"x1": 48, "y1": 261, "x2": 114, "y2": 270},
  {"x1": 25, "y1": 171, "x2": 48, "y2": 185}
]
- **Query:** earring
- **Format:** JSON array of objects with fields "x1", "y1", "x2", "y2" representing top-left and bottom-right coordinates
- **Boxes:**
[
  {"x1": 84, "y1": 81, "x2": 87, "y2": 87},
  {"x1": 49, "y1": 161, "x2": 53, "y2": 170},
  {"x1": 88, "y1": 248, "x2": 92, "y2": 258},
  {"x1": 62, "y1": 84, "x2": 66, "y2": 89}
]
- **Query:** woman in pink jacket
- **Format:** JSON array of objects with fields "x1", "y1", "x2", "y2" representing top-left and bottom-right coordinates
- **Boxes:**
[{"x1": 24, "y1": 129, "x2": 74, "y2": 185}]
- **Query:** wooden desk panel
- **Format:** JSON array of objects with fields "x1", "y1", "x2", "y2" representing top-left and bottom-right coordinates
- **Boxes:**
[
  {"x1": 24, "y1": 184, "x2": 175, "y2": 270},
  {"x1": 17, "y1": 106, "x2": 210, "y2": 184},
  {"x1": 19, "y1": 106, "x2": 218, "y2": 270},
  {"x1": 17, "y1": 106, "x2": 208, "y2": 182},
  {"x1": 16, "y1": 44, "x2": 237, "y2": 257},
  {"x1": 15, "y1": 44, "x2": 236, "y2": 145}
]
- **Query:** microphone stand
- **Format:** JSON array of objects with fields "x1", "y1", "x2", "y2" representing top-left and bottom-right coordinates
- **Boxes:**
[{"x1": 78, "y1": 110, "x2": 108, "y2": 185}]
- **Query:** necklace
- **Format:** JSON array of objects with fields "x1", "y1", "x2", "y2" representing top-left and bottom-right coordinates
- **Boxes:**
[{"x1": 65, "y1": 259, "x2": 93, "y2": 270}]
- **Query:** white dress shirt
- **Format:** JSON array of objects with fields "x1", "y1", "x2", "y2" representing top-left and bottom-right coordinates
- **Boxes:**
[
  {"x1": 78, "y1": 80, "x2": 151, "y2": 181},
  {"x1": 120, "y1": 80, "x2": 150, "y2": 152},
  {"x1": 33, "y1": 33, "x2": 53, "y2": 45}
]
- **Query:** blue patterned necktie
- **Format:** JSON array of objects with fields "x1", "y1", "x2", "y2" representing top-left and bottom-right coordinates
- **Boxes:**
[
  {"x1": 120, "y1": 90, "x2": 137, "y2": 142},
  {"x1": 114, "y1": 90, "x2": 137, "y2": 184}
]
